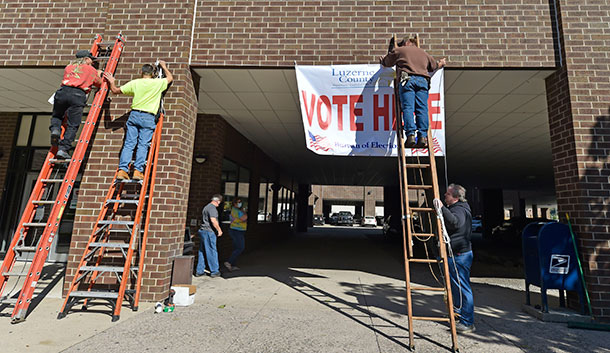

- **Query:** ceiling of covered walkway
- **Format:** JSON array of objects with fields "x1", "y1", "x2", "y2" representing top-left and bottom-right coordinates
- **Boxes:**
[
  {"x1": 194, "y1": 67, "x2": 556, "y2": 191},
  {"x1": 0, "y1": 67, "x2": 556, "y2": 192}
]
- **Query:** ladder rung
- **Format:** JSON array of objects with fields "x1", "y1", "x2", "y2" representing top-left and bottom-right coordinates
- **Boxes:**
[
  {"x1": 68, "y1": 290, "x2": 119, "y2": 299},
  {"x1": 408, "y1": 258, "x2": 441, "y2": 263},
  {"x1": 404, "y1": 163, "x2": 430, "y2": 169},
  {"x1": 32, "y1": 200, "x2": 55, "y2": 205},
  {"x1": 118, "y1": 179, "x2": 143, "y2": 184},
  {"x1": 79, "y1": 265, "x2": 134, "y2": 273},
  {"x1": 97, "y1": 220, "x2": 134, "y2": 226},
  {"x1": 14, "y1": 246, "x2": 37, "y2": 252},
  {"x1": 412, "y1": 233, "x2": 435, "y2": 237},
  {"x1": 108, "y1": 229, "x2": 144, "y2": 233},
  {"x1": 407, "y1": 185, "x2": 433, "y2": 190},
  {"x1": 0, "y1": 297, "x2": 18, "y2": 304},
  {"x1": 23, "y1": 222, "x2": 47, "y2": 227},
  {"x1": 41, "y1": 179, "x2": 64, "y2": 183},
  {"x1": 97, "y1": 41, "x2": 116, "y2": 47},
  {"x1": 122, "y1": 194, "x2": 148, "y2": 198},
  {"x1": 411, "y1": 286, "x2": 446, "y2": 292},
  {"x1": 2, "y1": 271, "x2": 29, "y2": 277},
  {"x1": 49, "y1": 159, "x2": 70, "y2": 164},
  {"x1": 410, "y1": 207, "x2": 434, "y2": 212},
  {"x1": 413, "y1": 316, "x2": 451, "y2": 322},
  {"x1": 89, "y1": 242, "x2": 130, "y2": 249},
  {"x1": 106, "y1": 199, "x2": 139, "y2": 205}
]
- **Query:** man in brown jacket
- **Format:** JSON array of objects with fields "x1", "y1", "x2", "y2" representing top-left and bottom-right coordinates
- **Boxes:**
[{"x1": 380, "y1": 37, "x2": 446, "y2": 148}]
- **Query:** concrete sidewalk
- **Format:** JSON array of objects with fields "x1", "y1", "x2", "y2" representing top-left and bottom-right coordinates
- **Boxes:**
[{"x1": 2, "y1": 226, "x2": 609, "y2": 352}]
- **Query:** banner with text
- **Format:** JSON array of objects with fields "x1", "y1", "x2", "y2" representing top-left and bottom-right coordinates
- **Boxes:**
[{"x1": 295, "y1": 64, "x2": 445, "y2": 156}]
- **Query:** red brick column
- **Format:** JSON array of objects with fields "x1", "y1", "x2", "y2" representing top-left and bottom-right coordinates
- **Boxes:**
[
  {"x1": 65, "y1": 0, "x2": 199, "y2": 301},
  {"x1": 186, "y1": 114, "x2": 227, "y2": 234},
  {"x1": 545, "y1": 0, "x2": 610, "y2": 320}
]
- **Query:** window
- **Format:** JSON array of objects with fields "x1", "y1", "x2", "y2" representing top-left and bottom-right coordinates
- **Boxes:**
[
  {"x1": 258, "y1": 178, "x2": 271, "y2": 223},
  {"x1": 220, "y1": 159, "x2": 250, "y2": 224},
  {"x1": 276, "y1": 185, "x2": 295, "y2": 223}
]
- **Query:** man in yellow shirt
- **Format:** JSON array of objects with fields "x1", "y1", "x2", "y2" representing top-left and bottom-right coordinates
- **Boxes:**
[{"x1": 104, "y1": 61, "x2": 173, "y2": 180}]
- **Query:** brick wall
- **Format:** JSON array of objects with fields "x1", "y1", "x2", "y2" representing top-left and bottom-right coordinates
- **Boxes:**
[
  {"x1": 1, "y1": 1, "x2": 558, "y2": 68},
  {"x1": 192, "y1": 0, "x2": 557, "y2": 67},
  {"x1": 187, "y1": 114, "x2": 227, "y2": 236},
  {"x1": 0, "y1": 113, "x2": 18, "y2": 192},
  {"x1": 545, "y1": 0, "x2": 610, "y2": 320},
  {"x1": 64, "y1": 0, "x2": 199, "y2": 301},
  {"x1": 0, "y1": 0, "x2": 108, "y2": 66}
]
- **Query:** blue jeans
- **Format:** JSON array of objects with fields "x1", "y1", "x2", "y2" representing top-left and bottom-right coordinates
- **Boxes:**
[
  {"x1": 447, "y1": 251, "x2": 474, "y2": 326},
  {"x1": 196, "y1": 229, "x2": 220, "y2": 275},
  {"x1": 399, "y1": 75, "x2": 429, "y2": 138},
  {"x1": 119, "y1": 110, "x2": 156, "y2": 173},
  {"x1": 228, "y1": 228, "x2": 246, "y2": 265}
]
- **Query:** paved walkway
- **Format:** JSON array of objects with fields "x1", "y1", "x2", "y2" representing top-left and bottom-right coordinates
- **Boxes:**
[{"x1": 2, "y1": 226, "x2": 609, "y2": 352}]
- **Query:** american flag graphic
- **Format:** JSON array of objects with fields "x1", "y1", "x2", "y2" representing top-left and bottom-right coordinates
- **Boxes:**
[
  {"x1": 412, "y1": 137, "x2": 443, "y2": 155},
  {"x1": 308, "y1": 131, "x2": 333, "y2": 152}
]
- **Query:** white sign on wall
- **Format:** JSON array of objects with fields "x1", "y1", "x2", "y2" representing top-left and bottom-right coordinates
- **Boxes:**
[{"x1": 295, "y1": 64, "x2": 445, "y2": 157}]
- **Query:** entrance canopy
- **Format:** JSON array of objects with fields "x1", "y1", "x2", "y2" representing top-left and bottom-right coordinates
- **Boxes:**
[{"x1": 195, "y1": 67, "x2": 555, "y2": 191}]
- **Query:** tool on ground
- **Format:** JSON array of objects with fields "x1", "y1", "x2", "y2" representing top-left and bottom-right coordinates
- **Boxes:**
[
  {"x1": 391, "y1": 34, "x2": 459, "y2": 351},
  {"x1": 0, "y1": 34, "x2": 125, "y2": 323},
  {"x1": 58, "y1": 58, "x2": 167, "y2": 322}
]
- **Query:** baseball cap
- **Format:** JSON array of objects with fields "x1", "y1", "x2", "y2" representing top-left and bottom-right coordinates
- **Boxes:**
[{"x1": 75, "y1": 50, "x2": 97, "y2": 60}]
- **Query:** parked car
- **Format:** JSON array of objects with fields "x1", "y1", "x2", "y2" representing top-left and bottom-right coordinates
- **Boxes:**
[
  {"x1": 328, "y1": 213, "x2": 339, "y2": 225},
  {"x1": 375, "y1": 216, "x2": 384, "y2": 226},
  {"x1": 313, "y1": 214, "x2": 325, "y2": 225},
  {"x1": 471, "y1": 215, "x2": 483, "y2": 232},
  {"x1": 336, "y1": 211, "x2": 354, "y2": 226},
  {"x1": 491, "y1": 217, "x2": 553, "y2": 243},
  {"x1": 361, "y1": 216, "x2": 377, "y2": 227}
]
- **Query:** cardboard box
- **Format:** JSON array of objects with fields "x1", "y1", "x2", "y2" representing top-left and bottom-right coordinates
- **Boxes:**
[{"x1": 172, "y1": 284, "x2": 196, "y2": 306}]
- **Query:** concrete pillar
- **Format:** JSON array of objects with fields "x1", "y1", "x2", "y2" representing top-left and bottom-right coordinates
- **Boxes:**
[
  {"x1": 383, "y1": 185, "x2": 400, "y2": 229},
  {"x1": 481, "y1": 189, "x2": 504, "y2": 239},
  {"x1": 364, "y1": 187, "x2": 376, "y2": 216},
  {"x1": 296, "y1": 184, "x2": 310, "y2": 232},
  {"x1": 512, "y1": 194, "x2": 526, "y2": 218}
]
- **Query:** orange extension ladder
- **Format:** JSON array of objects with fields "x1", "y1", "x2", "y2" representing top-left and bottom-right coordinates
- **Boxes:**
[
  {"x1": 58, "y1": 61, "x2": 167, "y2": 322},
  {"x1": 0, "y1": 34, "x2": 125, "y2": 323},
  {"x1": 391, "y1": 35, "x2": 459, "y2": 351}
]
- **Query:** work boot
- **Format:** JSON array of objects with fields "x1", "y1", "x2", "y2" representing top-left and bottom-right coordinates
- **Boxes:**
[
  {"x1": 224, "y1": 261, "x2": 233, "y2": 272},
  {"x1": 55, "y1": 149, "x2": 71, "y2": 160},
  {"x1": 116, "y1": 169, "x2": 130, "y2": 180},
  {"x1": 415, "y1": 136, "x2": 428, "y2": 148},
  {"x1": 404, "y1": 134, "x2": 416, "y2": 148},
  {"x1": 455, "y1": 322, "x2": 475, "y2": 333},
  {"x1": 132, "y1": 170, "x2": 145, "y2": 180},
  {"x1": 50, "y1": 129, "x2": 61, "y2": 146}
]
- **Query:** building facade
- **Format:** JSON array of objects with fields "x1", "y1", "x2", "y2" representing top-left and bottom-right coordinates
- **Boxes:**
[{"x1": 0, "y1": 1, "x2": 608, "y2": 319}]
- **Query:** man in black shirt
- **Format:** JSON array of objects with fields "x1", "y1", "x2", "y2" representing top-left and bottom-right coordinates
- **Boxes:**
[
  {"x1": 195, "y1": 194, "x2": 224, "y2": 277},
  {"x1": 434, "y1": 183, "x2": 475, "y2": 333}
]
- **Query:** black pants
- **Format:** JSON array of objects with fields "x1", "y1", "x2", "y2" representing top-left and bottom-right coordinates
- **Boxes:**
[{"x1": 49, "y1": 86, "x2": 87, "y2": 151}]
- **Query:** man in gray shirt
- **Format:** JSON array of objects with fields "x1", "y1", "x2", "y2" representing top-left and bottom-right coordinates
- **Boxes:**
[{"x1": 195, "y1": 194, "x2": 224, "y2": 277}]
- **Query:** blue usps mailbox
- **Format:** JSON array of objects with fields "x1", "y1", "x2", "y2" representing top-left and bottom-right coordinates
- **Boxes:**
[{"x1": 522, "y1": 222, "x2": 586, "y2": 314}]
